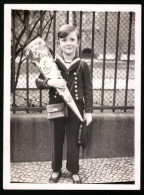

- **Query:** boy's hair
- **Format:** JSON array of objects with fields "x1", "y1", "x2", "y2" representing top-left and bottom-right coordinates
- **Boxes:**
[{"x1": 58, "y1": 24, "x2": 79, "y2": 40}]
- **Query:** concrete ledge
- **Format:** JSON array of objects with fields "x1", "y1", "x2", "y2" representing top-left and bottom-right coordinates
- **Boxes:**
[{"x1": 10, "y1": 112, "x2": 134, "y2": 162}]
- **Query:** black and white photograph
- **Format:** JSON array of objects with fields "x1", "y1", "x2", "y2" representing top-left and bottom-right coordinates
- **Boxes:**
[{"x1": 3, "y1": 4, "x2": 141, "y2": 190}]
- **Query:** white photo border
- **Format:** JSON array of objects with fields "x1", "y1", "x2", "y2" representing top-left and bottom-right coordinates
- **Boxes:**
[{"x1": 3, "y1": 4, "x2": 141, "y2": 190}]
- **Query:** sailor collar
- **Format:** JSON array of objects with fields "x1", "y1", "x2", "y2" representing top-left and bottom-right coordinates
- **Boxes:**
[{"x1": 56, "y1": 55, "x2": 81, "y2": 72}]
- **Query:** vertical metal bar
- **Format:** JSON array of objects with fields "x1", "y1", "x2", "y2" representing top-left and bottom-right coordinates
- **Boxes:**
[
  {"x1": 124, "y1": 12, "x2": 132, "y2": 112},
  {"x1": 12, "y1": 10, "x2": 16, "y2": 113},
  {"x1": 53, "y1": 11, "x2": 56, "y2": 59},
  {"x1": 26, "y1": 59, "x2": 29, "y2": 112},
  {"x1": 101, "y1": 12, "x2": 108, "y2": 112},
  {"x1": 113, "y1": 12, "x2": 120, "y2": 112},
  {"x1": 91, "y1": 12, "x2": 95, "y2": 81},
  {"x1": 66, "y1": 11, "x2": 69, "y2": 24},
  {"x1": 79, "y1": 11, "x2": 82, "y2": 59},
  {"x1": 26, "y1": 11, "x2": 29, "y2": 113},
  {"x1": 40, "y1": 11, "x2": 43, "y2": 37},
  {"x1": 39, "y1": 11, "x2": 43, "y2": 111},
  {"x1": 73, "y1": 11, "x2": 77, "y2": 26}
]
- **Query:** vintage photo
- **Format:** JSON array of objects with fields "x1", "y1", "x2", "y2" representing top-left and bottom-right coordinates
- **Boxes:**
[{"x1": 3, "y1": 4, "x2": 141, "y2": 190}]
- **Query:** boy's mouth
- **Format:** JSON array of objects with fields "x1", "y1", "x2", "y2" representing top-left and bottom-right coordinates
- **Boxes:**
[{"x1": 66, "y1": 47, "x2": 72, "y2": 49}]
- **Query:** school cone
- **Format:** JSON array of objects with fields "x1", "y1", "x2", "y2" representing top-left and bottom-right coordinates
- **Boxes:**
[{"x1": 24, "y1": 37, "x2": 83, "y2": 122}]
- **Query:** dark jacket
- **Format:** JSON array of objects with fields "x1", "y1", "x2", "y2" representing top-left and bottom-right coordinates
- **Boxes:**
[{"x1": 35, "y1": 56, "x2": 93, "y2": 113}]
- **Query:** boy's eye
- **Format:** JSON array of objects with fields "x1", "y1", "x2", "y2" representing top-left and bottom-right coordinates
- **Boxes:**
[
  {"x1": 70, "y1": 38, "x2": 75, "y2": 41},
  {"x1": 61, "y1": 39, "x2": 66, "y2": 42}
]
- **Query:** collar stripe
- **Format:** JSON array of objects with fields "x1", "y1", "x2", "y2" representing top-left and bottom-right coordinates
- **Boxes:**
[{"x1": 56, "y1": 56, "x2": 80, "y2": 70}]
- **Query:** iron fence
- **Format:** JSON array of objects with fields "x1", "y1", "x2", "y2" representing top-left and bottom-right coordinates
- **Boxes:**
[{"x1": 11, "y1": 10, "x2": 135, "y2": 113}]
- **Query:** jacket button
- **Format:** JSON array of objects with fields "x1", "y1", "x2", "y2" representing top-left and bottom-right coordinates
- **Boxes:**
[
  {"x1": 75, "y1": 85, "x2": 77, "y2": 88},
  {"x1": 75, "y1": 77, "x2": 77, "y2": 80},
  {"x1": 80, "y1": 124, "x2": 83, "y2": 128},
  {"x1": 54, "y1": 95, "x2": 57, "y2": 98},
  {"x1": 75, "y1": 94, "x2": 78, "y2": 97},
  {"x1": 74, "y1": 72, "x2": 76, "y2": 75},
  {"x1": 76, "y1": 97, "x2": 79, "y2": 100},
  {"x1": 75, "y1": 90, "x2": 78, "y2": 92},
  {"x1": 75, "y1": 81, "x2": 77, "y2": 84}
]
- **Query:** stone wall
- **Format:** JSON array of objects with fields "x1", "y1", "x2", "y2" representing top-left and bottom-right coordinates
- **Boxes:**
[{"x1": 10, "y1": 112, "x2": 134, "y2": 162}]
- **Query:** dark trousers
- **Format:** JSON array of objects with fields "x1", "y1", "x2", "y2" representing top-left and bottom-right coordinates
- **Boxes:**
[{"x1": 51, "y1": 101, "x2": 84, "y2": 174}]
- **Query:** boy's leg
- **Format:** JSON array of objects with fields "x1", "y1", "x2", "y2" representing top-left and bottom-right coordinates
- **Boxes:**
[
  {"x1": 66, "y1": 102, "x2": 84, "y2": 174},
  {"x1": 52, "y1": 117, "x2": 65, "y2": 172}
]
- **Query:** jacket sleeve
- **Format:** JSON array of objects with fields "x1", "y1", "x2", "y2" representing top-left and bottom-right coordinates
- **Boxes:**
[
  {"x1": 35, "y1": 73, "x2": 50, "y2": 89},
  {"x1": 83, "y1": 61, "x2": 93, "y2": 113}
]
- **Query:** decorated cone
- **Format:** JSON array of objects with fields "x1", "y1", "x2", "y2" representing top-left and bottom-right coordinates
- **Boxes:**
[{"x1": 24, "y1": 37, "x2": 83, "y2": 122}]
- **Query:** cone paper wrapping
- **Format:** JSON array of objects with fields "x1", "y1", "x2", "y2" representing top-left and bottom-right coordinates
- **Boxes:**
[{"x1": 25, "y1": 37, "x2": 83, "y2": 122}]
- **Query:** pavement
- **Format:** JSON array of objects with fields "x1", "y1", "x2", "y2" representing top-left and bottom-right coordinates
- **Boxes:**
[{"x1": 11, "y1": 157, "x2": 134, "y2": 184}]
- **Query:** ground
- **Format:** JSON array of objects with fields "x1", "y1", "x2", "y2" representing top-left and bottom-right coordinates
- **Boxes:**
[{"x1": 11, "y1": 157, "x2": 134, "y2": 184}]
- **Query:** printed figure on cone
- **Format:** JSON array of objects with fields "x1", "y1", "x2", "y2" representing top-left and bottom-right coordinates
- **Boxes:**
[{"x1": 33, "y1": 24, "x2": 93, "y2": 183}]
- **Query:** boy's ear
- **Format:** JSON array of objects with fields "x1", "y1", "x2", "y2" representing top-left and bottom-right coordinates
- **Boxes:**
[
  {"x1": 57, "y1": 40, "x2": 60, "y2": 45},
  {"x1": 77, "y1": 40, "x2": 81, "y2": 47}
]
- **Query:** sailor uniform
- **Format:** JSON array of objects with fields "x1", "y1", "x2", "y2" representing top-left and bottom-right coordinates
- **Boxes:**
[{"x1": 35, "y1": 55, "x2": 93, "y2": 173}]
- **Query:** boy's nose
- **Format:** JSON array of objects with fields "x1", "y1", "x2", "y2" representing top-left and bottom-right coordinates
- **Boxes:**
[{"x1": 66, "y1": 40, "x2": 71, "y2": 45}]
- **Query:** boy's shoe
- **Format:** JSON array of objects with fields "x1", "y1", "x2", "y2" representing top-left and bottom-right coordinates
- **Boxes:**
[
  {"x1": 71, "y1": 174, "x2": 82, "y2": 184},
  {"x1": 49, "y1": 171, "x2": 61, "y2": 183}
]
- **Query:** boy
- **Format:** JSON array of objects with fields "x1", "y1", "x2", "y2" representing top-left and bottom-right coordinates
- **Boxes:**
[{"x1": 36, "y1": 24, "x2": 93, "y2": 183}]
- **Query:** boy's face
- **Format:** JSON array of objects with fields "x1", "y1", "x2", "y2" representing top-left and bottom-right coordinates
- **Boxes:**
[{"x1": 58, "y1": 30, "x2": 79, "y2": 56}]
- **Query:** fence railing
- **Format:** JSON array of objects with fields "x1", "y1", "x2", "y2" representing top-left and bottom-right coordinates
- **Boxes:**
[{"x1": 11, "y1": 10, "x2": 135, "y2": 113}]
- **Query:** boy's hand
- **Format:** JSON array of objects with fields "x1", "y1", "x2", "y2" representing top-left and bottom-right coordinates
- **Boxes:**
[
  {"x1": 48, "y1": 79, "x2": 66, "y2": 88},
  {"x1": 84, "y1": 113, "x2": 92, "y2": 126}
]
